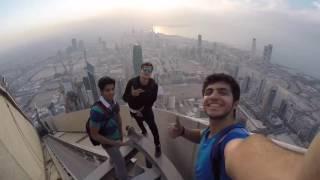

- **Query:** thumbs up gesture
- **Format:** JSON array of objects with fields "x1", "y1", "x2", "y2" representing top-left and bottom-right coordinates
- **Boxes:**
[{"x1": 169, "y1": 117, "x2": 184, "y2": 139}]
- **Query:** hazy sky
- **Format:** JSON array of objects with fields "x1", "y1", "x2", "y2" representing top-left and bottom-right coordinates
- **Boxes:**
[
  {"x1": 1, "y1": 0, "x2": 320, "y2": 76},
  {"x1": 2, "y1": 0, "x2": 319, "y2": 37}
]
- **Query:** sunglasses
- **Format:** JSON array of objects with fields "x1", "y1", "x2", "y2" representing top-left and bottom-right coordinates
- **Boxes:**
[{"x1": 142, "y1": 66, "x2": 153, "y2": 74}]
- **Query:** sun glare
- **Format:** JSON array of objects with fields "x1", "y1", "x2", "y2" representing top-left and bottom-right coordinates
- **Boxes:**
[{"x1": 153, "y1": 26, "x2": 162, "y2": 34}]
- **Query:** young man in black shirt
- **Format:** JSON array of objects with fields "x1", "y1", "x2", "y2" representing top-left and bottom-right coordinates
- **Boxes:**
[{"x1": 123, "y1": 62, "x2": 161, "y2": 157}]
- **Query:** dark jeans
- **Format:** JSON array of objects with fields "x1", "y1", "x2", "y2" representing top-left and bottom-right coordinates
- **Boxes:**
[
  {"x1": 102, "y1": 145, "x2": 128, "y2": 180},
  {"x1": 130, "y1": 108, "x2": 160, "y2": 146}
]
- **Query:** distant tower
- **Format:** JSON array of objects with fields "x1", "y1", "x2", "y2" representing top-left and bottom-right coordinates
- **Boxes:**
[
  {"x1": 71, "y1": 38, "x2": 78, "y2": 51},
  {"x1": 263, "y1": 88, "x2": 277, "y2": 119},
  {"x1": 242, "y1": 76, "x2": 251, "y2": 93},
  {"x1": 78, "y1": 40, "x2": 85, "y2": 51},
  {"x1": 86, "y1": 59, "x2": 99, "y2": 102},
  {"x1": 256, "y1": 79, "x2": 266, "y2": 104},
  {"x1": 279, "y1": 99, "x2": 288, "y2": 120},
  {"x1": 133, "y1": 44, "x2": 143, "y2": 76},
  {"x1": 0, "y1": 74, "x2": 7, "y2": 88},
  {"x1": 115, "y1": 79, "x2": 125, "y2": 102},
  {"x1": 168, "y1": 96, "x2": 176, "y2": 110},
  {"x1": 233, "y1": 65, "x2": 239, "y2": 79},
  {"x1": 153, "y1": 73, "x2": 160, "y2": 83},
  {"x1": 82, "y1": 77, "x2": 94, "y2": 105},
  {"x1": 251, "y1": 38, "x2": 256, "y2": 57},
  {"x1": 53, "y1": 66, "x2": 57, "y2": 76},
  {"x1": 98, "y1": 37, "x2": 103, "y2": 44},
  {"x1": 263, "y1": 44, "x2": 273, "y2": 63},
  {"x1": 102, "y1": 41, "x2": 107, "y2": 49},
  {"x1": 286, "y1": 103, "x2": 296, "y2": 123},
  {"x1": 197, "y1": 34, "x2": 202, "y2": 58},
  {"x1": 65, "y1": 91, "x2": 81, "y2": 113}
]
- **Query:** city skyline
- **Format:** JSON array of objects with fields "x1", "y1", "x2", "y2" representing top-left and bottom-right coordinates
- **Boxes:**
[
  {"x1": 2, "y1": 2, "x2": 320, "y2": 179},
  {"x1": 2, "y1": 30, "x2": 319, "y2": 147},
  {"x1": 1, "y1": 1, "x2": 320, "y2": 78}
]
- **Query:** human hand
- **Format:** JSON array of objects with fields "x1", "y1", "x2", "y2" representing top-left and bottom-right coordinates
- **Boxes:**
[
  {"x1": 136, "y1": 111, "x2": 143, "y2": 117},
  {"x1": 131, "y1": 86, "x2": 144, "y2": 97},
  {"x1": 169, "y1": 117, "x2": 184, "y2": 139},
  {"x1": 117, "y1": 140, "x2": 130, "y2": 146}
]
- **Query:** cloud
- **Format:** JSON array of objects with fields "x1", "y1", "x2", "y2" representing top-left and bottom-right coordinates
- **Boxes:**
[
  {"x1": 1, "y1": 0, "x2": 320, "y2": 77},
  {"x1": 186, "y1": 0, "x2": 289, "y2": 11},
  {"x1": 313, "y1": 0, "x2": 320, "y2": 9}
]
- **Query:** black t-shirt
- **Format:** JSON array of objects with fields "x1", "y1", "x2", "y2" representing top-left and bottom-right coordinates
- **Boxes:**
[{"x1": 122, "y1": 76, "x2": 158, "y2": 110}]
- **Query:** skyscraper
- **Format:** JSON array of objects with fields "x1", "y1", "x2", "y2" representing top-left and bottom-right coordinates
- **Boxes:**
[
  {"x1": 65, "y1": 91, "x2": 81, "y2": 113},
  {"x1": 263, "y1": 88, "x2": 277, "y2": 119},
  {"x1": 86, "y1": 62, "x2": 99, "y2": 102},
  {"x1": 86, "y1": 58, "x2": 99, "y2": 102},
  {"x1": 234, "y1": 65, "x2": 239, "y2": 79},
  {"x1": 71, "y1": 38, "x2": 78, "y2": 51},
  {"x1": 279, "y1": 99, "x2": 288, "y2": 120},
  {"x1": 0, "y1": 74, "x2": 6, "y2": 87},
  {"x1": 263, "y1": 44, "x2": 273, "y2": 63},
  {"x1": 251, "y1": 38, "x2": 256, "y2": 57},
  {"x1": 78, "y1": 40, "x2": 85, "y2": 51},
  {"x1": 242, "y1": 76, "x2": 251, "y2": 93},
  {"x1": 74, "y1": 80, "x2": 90, "y2": 109},
  {"x1": 256, "y1": 79, "x2": 266, "y2": 104},
  {"x1": 197, "y1": 34, "x2": 202, "y2": 58},
  {"x1": 168, "y1": 96, "x2": 176, "y2": 110},
  {"x1": 133, "y1": 44, "x2": 143, "y2": 76},
  {"x1": 83, "y1": 77, "x2": 94, "y2": 105}
]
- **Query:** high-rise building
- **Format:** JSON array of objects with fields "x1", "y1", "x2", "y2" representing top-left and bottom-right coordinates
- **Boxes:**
[
  {"x1": 47, "y1": 102, "x2": 56, "y2": 116},
  {"x1": 242, "y1": 76, "x2": 251, "y2": 93},
  {"x1": 82, "y1": 77, "x2": 95, "y2": 106},
  {"x1": 286, "y1": 102, "x2": 296, "y2": 123},
  {"x1": 0, "y1": 74, "x2": 7, "y2": 88},
  {"x1": 251, "y1": 38, "x2": 256, "y2": 57},
  {"x1": 133, "y1": 44, "x2": 143, "y2": 76},
  {"x1": 154, "y1": 73, "x2": 160, "y2": 84},
  {"x1": 71, "y1": 38, "x2": 78, "y2": 51},
  {"x1": 197, "y1": 34, "x2": 202, "y2": 58},
  {"x1": 115, "y1": 79, "x2": 126, "y2": 103},
  {"x1": 75, "y1": 81, "x2": 90, "y2": 109},
  {"x1": 263, "y1": 44, "x2": 273, "y2": 63},
  {"x1": 233, "y1": 65, "x2": 239, "y2": 79},
  {"x1": 78, "y1": 40, "x2": 85, "y2": 51},
  {"x1": 263, "y1": 88, "x2": 277, "y2": 119},
  {"x1": 65, "y1": 91, "x2": 81, "y2": 113},
  {"x1": 102, "y1": 41, "x2": 107, "y2": 49},
  {"x1": 279, "y1": 99, "x2": 288, "y2": 120},
  {"x1": 86, "y1": 61, "x2": 99, "y2": 102},
  {"x1": 168, "y1": 96, "x2": 176, "y2": 110},
  {"x1": 61, "y1": 80, "x2": 73, "y2": 95},
  {"x1": 256, "y1": 79, "x2": 266, "y2": 104},
  {"x1": 98, "y1": 37, "x2": 103, "y2": 44}
]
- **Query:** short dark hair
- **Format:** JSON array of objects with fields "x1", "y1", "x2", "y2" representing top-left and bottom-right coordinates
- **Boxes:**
[
  {"x1": 98, "y1": 76, "x2": 115, "y2": 91},
  {"x1": 141, "y1": 62, "x2": 153, "y2": 70},
  {"x1": 202, "y1": 73, "x2": 240, "y2": 102}
]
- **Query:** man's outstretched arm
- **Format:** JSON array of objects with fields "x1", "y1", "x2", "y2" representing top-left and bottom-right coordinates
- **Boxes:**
[
  {"x1": 224, "y1": 134, "x2": 304, "y2": 180},
  {"x1": 296, "y1": 134, "x2": 320, "y2": 180},
  {"x1": 169, "y1": 117, "x2": 201, "y2": 144}
]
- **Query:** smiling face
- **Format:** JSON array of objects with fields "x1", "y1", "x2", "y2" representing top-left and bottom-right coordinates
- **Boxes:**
[
  {"x1": 203, "y1": 81, "x2": 238, "y2": 121},
  {"x1": 139, "y1": 71, "x2": 151, "y2": 86},
  {"x1": 101, "y1": 84, "x2": 115, "y2": 101}
]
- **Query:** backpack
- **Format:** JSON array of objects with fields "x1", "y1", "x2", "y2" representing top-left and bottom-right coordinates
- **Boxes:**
[
  {"x1": 211, "y1": 123, "x2": 247, "y2": 180},
  {"x1": 86, "y1": 101, "x2": 118, "y2": 146}
]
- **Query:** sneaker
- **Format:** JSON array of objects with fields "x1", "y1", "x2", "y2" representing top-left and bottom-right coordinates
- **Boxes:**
[{"x1": 155, "y1": 145, "x2": 161, "y2": 158}]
